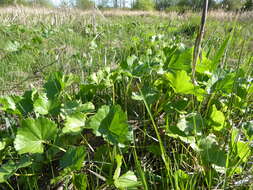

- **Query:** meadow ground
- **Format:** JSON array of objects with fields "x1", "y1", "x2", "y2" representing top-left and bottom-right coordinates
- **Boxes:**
[
  {"x1": 0, "y1": 7, "x2": 253, "y2": 94},
  {"x1": 0, "y1": 6, "x2": 253, "y2": 190}
]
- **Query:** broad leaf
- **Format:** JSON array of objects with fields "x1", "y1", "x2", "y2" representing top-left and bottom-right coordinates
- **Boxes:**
[
  {"x1": 206, "y1": 72, "x2": 220, "y2": 94},
  {"x1": 196, "y1": 51, "x2": 213, "y2": 74},
  {"x1": 16, "y1": 91, "x2": 34, "y2": 115},
  {"x1": 88, "y1": 105, "x2": 133, "y2": 147},
  {"x1": 211, "y1": 72, "x2": 236, "y2": 94},
  {"x1": 33, "y1": 93, "x2": 51, "y2": 115},
  {"x1": 114, "y1": 171, "x2": 140, "y2": 190},
  {"x1": 166, "y1": 126, "x2": 197, "y2": 151},
  {"x1": 231, "y1": 127, "x2": 239, "y2": 148},
  {"x1": 198, "y1": 135, "x2": 226, "y2": 170},
  {"x1": 132, "y1": 87, "x2": 159, "y2": 105},
  {"x1": 44, "y1": 73, "x2": 62, "y2": 99},
  {"x1": 60, "y1": 146, "x2": 86, "y2": 170},
  {"x1": 165, "y1": 70, "x2": 205, "y2": 101},
  {"x1": 62, "y1": 113, "x2": 86, "y2": 134},
  {"x1": 237, "y1": 141, "x2": 251, "y2": 163},
  {"x1": 0, "y1": 96, "x2": 16, "y2": 111},
  {"x1": 114, "y1": 155, "x2": 140, "y2": 190},
  {"x1": 33, "y1": 92, "x2": 60, "y2": 115},
  {"x1": 163, "y1": 99, "x2": 188, "y2": 114},
  {"x1": 166, "y1": 46, "x2": 212, "y2": 74},
  {"x1": 121, "y1": 55, "x2": 137, "y2": 69},
  {"x1": 14, "y1": 118, "x2": 57, "y2": 154},
  {"x1": 89, "y1": 68, "x2": 112, "y2": 87},
  {"x1": 166, "y1": 46, "x2": 192, "y2": 72},
  {"x1": 166, "y1": 113, "x2": 203, "y2": 150},
  {"x1": 61, "y1": 101, "x2": 94, "y2": 117},
  {"x1": 44, "y1": 72, "x2": 77, "y2": 100},
  {"x1": 0, "y1": 94, "x2": 34, "y2": 115},
  {"x1": 177, "y1": 113, "x2": 203, "y2": 136},
  {"x1": 88, "y1": 105, "x2": 110, "y2": 135},
  {"x1": 0, "y1": 141, "x2": 6, "y2": 151},
  {"x1": 166, "y1": 70, "x2": 194, "y2": 94},
  {"x1": 249, "y1": 84, "x2": 253, "y2": 94},
  {"x1": 209, "y1": 105, "x2": 225, "y2": 131}
]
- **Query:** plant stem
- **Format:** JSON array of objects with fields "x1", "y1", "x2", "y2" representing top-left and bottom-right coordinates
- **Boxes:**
[
  {"x1": 44, "y1": 141, "x2": 66, "y2": 152},
  {"x1": 137, "y1": 85, "x2": 172, "y2": 183},
  {"x1": 192, "y1": 0, "x2": 209, "y2": 85}
]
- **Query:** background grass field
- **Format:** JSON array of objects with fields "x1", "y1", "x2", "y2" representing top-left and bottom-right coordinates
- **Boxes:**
[
  {"x1": 0, "y1": 6, "x2": 253, "y2": 190},
  {"x1": 1, "y1": 7, "x2": 252, "y2": 94}
]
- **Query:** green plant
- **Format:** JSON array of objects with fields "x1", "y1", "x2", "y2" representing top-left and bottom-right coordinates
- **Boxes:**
[
  {"x1": 244, "y1": 0, "x2": 253, "y2": 11},
  {"x1": 76, "y1": 0, "x2": 94, "y2": 10},
  {"x1": 0, "y1": 7, "x2": 253, "y2": 189},
  {"x1": 133, "y1": 0, "x2": 155, "y2": 11}
]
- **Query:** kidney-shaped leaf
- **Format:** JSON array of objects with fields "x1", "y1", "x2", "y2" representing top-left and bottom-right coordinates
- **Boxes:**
[
  {"x1": 113, "y1": 155, "x2": 140, "y2": 190},
  {"x1": 88, "y1": 105, "x2": 133, "y2": 147},
  {"x1": 62, "y1": 113, "x2": 86, "y2": 134},
  {"x1": 61, "y1": 101, "x2": 94, "y2": 117},
  {"x1": 14, "y1": 118, "x2": 57, "y2": 154},
  {"x1": 165, "y1": 70, "x2": 205, "y2": 101},
  {"x1": 166, "y1": 70, "x2": 194, "y2": 94},
  {"x1": 114, "y1": 171, "x2": 140, "y2": 190},
  {"x1": 33, "y1": 93, "x2": 60, "y2": 115}
]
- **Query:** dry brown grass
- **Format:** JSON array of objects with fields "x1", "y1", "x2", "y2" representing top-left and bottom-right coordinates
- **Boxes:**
[
  {"x1": 208, "y1": 9, "x2": 253, "y2": 21},
  {"x1": 0, "y1": 6, "x2": 252, "y2": 25}
]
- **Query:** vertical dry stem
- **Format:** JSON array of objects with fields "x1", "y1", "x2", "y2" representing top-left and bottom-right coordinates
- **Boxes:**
[{"x1": 192, "y1": 0, "x2": 209, "y2": 85}]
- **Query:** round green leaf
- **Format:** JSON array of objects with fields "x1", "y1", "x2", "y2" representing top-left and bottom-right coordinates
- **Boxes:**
[
  {"x1": 14, "y1": 118, "x2": 58, "y2": 154},
  {"x1": 88, "y1": 105, "x2": 133, "y2": 147},
  {"x1": 62, "y1": 113, "x2": 86, "y2": 134}
]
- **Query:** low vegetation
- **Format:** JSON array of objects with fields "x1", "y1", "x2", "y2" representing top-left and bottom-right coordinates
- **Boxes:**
[{"x1": 0, "y1": 6, "x2": 253, "y2": 190}]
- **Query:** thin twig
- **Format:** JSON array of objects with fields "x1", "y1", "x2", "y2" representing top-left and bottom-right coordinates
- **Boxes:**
[
  {"x1": 87, "y1": 169, "x2": 106, "y2": 182},
  {"x1": 192, "y1": 0, "x2": 209, "y2": 85}
]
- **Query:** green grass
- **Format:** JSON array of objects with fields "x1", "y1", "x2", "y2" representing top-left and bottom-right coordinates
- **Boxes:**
[
  {"x1": 0, "y1": 8, "x2": 252, "y2": 94},
  {"x1": 0, "y1": 7, "x2": 253, "y2": 190}
]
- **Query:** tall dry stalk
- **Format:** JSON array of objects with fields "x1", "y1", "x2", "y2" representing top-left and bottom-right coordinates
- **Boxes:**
[{"x1": 192, "y1": 0, "x2": 209, "y2": 85}]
